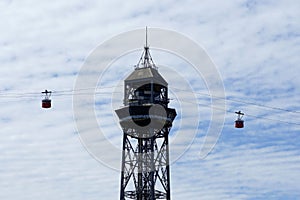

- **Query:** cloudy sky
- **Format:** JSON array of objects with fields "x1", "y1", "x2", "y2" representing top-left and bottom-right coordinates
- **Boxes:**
[{"x1": 0, "y1": 0, "x2": 300, "y2": 199}]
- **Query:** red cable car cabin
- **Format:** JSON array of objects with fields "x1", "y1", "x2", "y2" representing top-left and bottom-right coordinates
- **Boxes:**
[
  {"x1": 235, "y1": 119, "x2": 244, "y2": 128},
  {"x1": 235, "y1": 111, "x2": 244, "y2": 128},
  {"x1": 42, "y1": 99, "x2": 51, "y2": 108},
  {"x1": 41, "y1": 90, "x2": 52, "y2": 109}
]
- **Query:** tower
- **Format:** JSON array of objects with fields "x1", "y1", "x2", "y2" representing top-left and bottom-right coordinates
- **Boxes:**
[{"x1": 115, "y1": 32, "x2": 176, "y2": 200}]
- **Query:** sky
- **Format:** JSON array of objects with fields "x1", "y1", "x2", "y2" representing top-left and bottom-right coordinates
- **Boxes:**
[{"x1": 0, "y1": 0, "x2": 300, "y2": 199}]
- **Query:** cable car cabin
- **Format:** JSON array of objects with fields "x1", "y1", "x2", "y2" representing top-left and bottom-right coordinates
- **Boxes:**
[
  {"x1": 235, "y1": 111, "x2": 244, "y2": 128},
  {"x1": 41, "y1": 90, "x2": 52, "y2": 109},
  {"x1": 42, "y1": 99, "x2": 51, "y2": 108},
  {"x1": 235, "y1": 119, "x2": 244, "y2": 128}
]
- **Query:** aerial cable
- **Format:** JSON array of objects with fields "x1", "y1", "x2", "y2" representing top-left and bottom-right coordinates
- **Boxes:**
[
  {"x1": 171, "y1": 87, "x2": 300, "y2": 114},
  {"x1": 0, "y1": 86, "x2": 299, "y2": 118},
  {"x1": 173, "y1": 98, "x2": 300, "y2": 126}
]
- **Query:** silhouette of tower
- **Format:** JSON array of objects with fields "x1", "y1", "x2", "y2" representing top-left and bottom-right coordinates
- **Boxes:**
[{"x1": 115, "y1": 30, "x2": 176, "y2": 200}]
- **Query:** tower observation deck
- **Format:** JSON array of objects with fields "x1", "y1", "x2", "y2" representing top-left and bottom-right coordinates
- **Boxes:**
[{"x1": 115, "y1": 32, "x2": 176, "y2": 200}]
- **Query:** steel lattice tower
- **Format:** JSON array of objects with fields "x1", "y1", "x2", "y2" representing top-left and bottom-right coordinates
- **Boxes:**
[{"x1": 115, "y1": 34, "x2": 176, "y2": 200}]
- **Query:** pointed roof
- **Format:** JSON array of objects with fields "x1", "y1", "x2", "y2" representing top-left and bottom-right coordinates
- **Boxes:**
[
  {"x1": 125, "y1": 67, "x2": 168, "y2": 86},
  {"x1": 125, "y1": 27, "x2": 167, "y2": 86}
]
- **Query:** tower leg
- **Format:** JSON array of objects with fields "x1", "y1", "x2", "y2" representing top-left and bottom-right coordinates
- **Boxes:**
[
  {"x1": 150, "y1": 136, "x2": 155, "y2": 199},
  {"x1": 120, "y1": 132, "x2": 126, "y2": 200},
  {"x1": 137, "y1": 138, "x2": 143, "y2": 200},
  {"x1": 165, "y1": 135, "x2": 171, "y2": 200}
]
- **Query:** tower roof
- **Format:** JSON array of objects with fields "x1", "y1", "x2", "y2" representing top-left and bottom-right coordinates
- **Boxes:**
[
  {"x1": 125, "y1": 67, "x2": 168, "y2": 86},
  {"x1": 125, "y1": 27, "x2": 167, "y2": 86}
]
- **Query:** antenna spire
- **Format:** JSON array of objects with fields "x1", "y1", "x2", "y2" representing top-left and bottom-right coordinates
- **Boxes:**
[
  {"x1": 135, "y1": 26, "x2": 157, "y2": 70},
  {"x1": 145, "y1": 26, "x2": 148, "y2": 48},
  {"x1": 143, "y1": 26, "x2": 150, "y2": 67}
]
